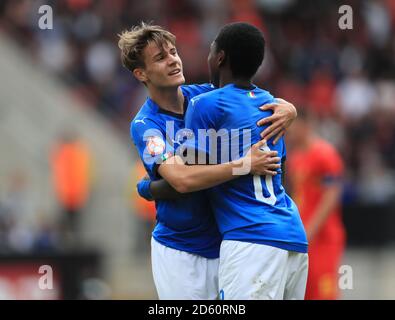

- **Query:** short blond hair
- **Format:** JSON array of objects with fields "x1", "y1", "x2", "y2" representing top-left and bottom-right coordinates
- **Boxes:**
[{"x1": 118, "y1": 22, "x2": 176, "y2": 72}]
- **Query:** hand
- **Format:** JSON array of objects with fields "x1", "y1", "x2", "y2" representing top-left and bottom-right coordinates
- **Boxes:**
[
  {"x1": 257, "y1": 98, "x2": 297, "y2": 145},
  {"x1": 244, "y1": 139, "x2": 281, "y2": 176}
]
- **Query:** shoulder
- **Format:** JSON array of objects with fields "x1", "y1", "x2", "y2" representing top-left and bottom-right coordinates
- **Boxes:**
[
  {"x1": 255, "y1": 87, "x2": 276, "y2": 103},
  {"x1": 187, "y1": 90, "x2": 224, "y2": 122},
  {"x1": 131, "y1": 106, "x2": 163, "y2": 140},
  {"x1": 257, "y1": 87, "x2": 274, "y2": 96},
  {"x1": 181, "y1": 83, "x2": 215, "y2": 99},
  {"x1": 185, "y1": 90, "x2": 224, "y2": 128},
  {"x1": 190, "y1": 87, "x2": 224, "y2": 109}
]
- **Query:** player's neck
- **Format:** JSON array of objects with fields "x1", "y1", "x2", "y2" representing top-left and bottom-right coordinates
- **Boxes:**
[
  {"x1": 149, "y1": 86, "x2": 184, "y2": 114},
  {"x1": 219, "y1": 71, "x2": 252, "y2": 89}
]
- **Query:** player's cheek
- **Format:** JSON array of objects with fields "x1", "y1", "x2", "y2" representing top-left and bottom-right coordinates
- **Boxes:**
[{"x1": 177, "y1": 55, "x2": 183, "y2": 69}]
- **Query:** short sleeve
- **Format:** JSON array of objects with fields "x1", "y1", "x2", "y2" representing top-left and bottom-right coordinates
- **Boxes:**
[{"x1": 130, "y1": 117, "x2": 173, "y2": 179}]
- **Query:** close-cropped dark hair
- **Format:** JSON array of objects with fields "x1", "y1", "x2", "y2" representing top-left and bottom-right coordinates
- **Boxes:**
[{"x1": 214, "y1": 22, "x2": 265, "y2": 79}]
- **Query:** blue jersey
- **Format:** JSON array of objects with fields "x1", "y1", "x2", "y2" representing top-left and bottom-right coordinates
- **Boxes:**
[
  {"x1": 184, "y1": 83, "x2": 308, "y2": 253},
  {"x1": 130, "y1": 83, "x2": 221, "y2": 259}
]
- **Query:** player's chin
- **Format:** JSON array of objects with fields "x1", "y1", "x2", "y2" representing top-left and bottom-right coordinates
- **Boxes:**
[{"x1": 167, "y1": 73, "x2": 185, "y2": 86}]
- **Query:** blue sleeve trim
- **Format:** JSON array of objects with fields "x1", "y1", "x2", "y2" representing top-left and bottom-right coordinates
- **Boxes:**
[{"x1": 137, "y1": 179, "x2": 153, "y2": 201}]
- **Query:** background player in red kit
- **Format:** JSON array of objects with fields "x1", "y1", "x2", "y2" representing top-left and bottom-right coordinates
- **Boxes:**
[{"x1": 287, "y1": 110, "x2": 346, "y2": 300}]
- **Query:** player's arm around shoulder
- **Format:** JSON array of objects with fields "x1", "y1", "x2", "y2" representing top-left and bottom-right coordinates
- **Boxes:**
[{"x1": 257, "y1": 98, "x2": 298, "y2": 144}]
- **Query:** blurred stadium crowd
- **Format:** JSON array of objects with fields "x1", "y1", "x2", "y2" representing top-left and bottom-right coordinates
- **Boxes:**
[{"x1": 0, "y1": 0, "x2": 395, "y2": 252}]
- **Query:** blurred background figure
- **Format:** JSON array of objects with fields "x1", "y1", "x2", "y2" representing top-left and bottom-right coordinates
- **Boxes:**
[
  {"x1": 50, "y1": 131, "x2": 92, "y2": 247},
  {"x1": 287, "y1": 110, "x2": 346, "y2": 300},
  {"x1": 0, "y1": 170, "x2": 35, "y2": 253}
]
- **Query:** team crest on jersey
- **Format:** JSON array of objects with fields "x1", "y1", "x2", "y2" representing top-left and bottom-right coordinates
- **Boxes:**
[{"x1": 146, "y1": 136, "x2": 165, "y2": 156}]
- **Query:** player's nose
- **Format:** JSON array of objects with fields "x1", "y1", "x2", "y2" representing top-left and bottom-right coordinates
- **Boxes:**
[{"x1": 167, "y1": 53, "x2": 179, "y2": 65}]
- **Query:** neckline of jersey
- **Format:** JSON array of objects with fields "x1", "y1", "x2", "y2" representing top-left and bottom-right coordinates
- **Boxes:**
[
  {"x1": 225, "y1": 83, "x2": 257, "y2": 91},
  {"x1": 147, "y1": 95, "x2": 188, "y2": 119}
]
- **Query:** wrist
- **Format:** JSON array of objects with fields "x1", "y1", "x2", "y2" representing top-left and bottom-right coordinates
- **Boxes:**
[{"x1": 231, "y1": 156, "x2": 251, "y2": 176}]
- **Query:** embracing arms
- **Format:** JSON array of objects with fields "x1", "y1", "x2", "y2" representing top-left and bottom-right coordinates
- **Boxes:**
[{"x1": 137, "y1": 98, "x2": 297, "y2": 200}]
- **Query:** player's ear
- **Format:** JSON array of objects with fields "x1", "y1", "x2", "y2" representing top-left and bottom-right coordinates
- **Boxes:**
[
  {"x1": 133, "y1": 68, "x2": 148, "y2": 83},
  {"x1": 217, "y1": 50, "x2": 226, "y2": 68}
]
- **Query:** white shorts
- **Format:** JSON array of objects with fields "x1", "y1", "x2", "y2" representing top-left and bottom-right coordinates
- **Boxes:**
[
  {"x1": 219, "y1": 240, "x2": 308, "y2": 300},
  {"x1": 151, "y1": 237, "x2": 219, "y2": 300}
]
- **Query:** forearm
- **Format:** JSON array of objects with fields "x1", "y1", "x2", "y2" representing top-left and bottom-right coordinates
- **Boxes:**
[
  {"x1": 150, "y1": 178, "x2": 187, "y2": 200},
  {"x1": 158, "y1": 155, "x2": 244, "y2": 193},
  {"x1": 307, "y1": 186, "x2": 341, "y2": 240}
]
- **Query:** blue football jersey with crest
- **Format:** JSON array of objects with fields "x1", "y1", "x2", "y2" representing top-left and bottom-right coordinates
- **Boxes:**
[
  {"x1": 130, "y1": 83, "x2": 221, "y2": 259},
  {"x1": 184, "y1": 83, "x2": 307, "y2": 253}
]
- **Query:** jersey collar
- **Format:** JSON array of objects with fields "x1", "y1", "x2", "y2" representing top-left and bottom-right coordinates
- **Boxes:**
[
  {"x1": 226, "y1": 83, "x2": 257, "y2": 91},
  {"x1": 146, "y1": 95, "x2": 188, "y2": 119}
]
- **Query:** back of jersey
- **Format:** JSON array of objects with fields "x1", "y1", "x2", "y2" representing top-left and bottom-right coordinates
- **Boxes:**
[{"x1": 185, "y1": 83, "x2": 308, "y2": 253}]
